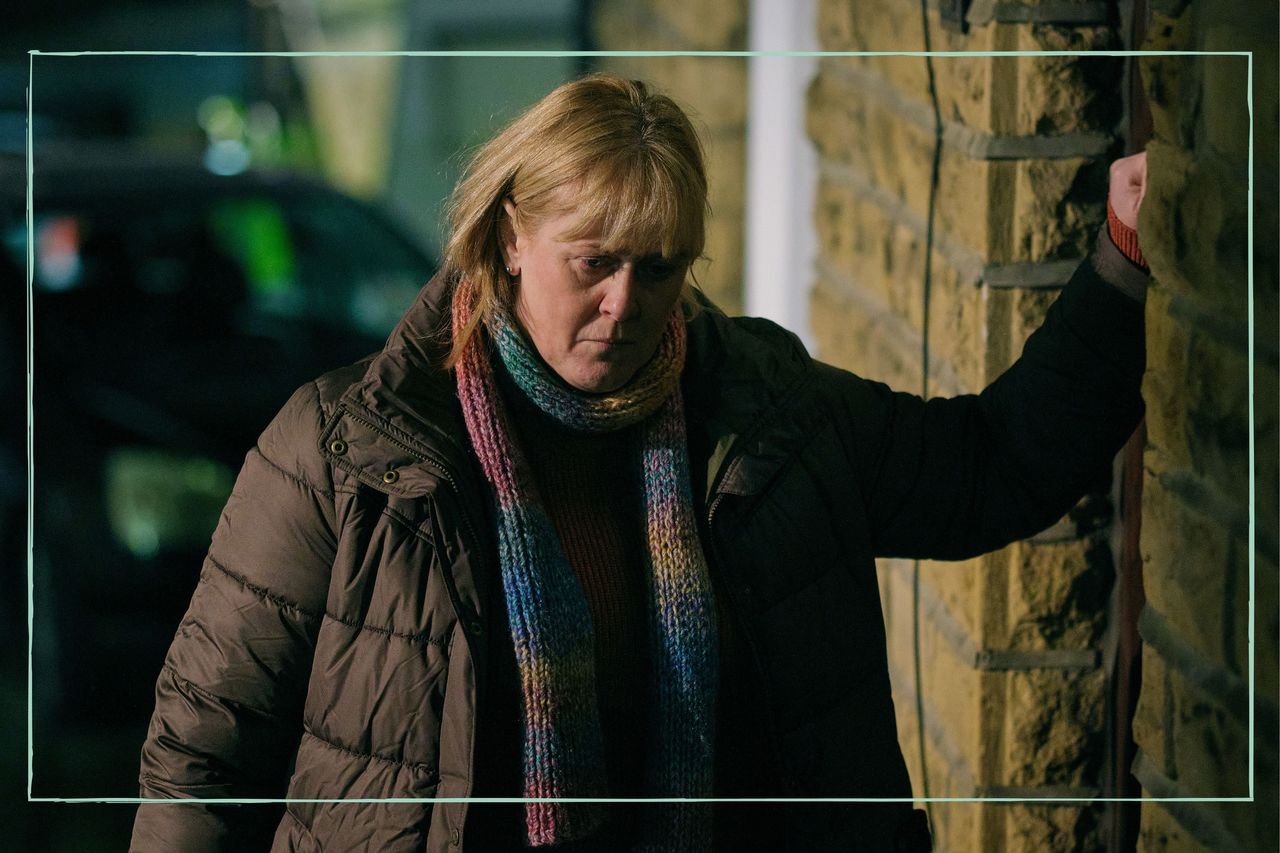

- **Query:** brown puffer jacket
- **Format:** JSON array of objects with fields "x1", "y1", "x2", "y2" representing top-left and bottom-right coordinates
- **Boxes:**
[{"x1": 130, "y1": 229, "x2": 1147, "y2": 852}]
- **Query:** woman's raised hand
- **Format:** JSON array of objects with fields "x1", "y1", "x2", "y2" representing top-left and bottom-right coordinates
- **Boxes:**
[{"x1": 1109, "y1": 151, "x2": 1148, "y2": 232}]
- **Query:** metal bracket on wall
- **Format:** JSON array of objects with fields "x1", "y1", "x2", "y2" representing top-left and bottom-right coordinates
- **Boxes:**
[{"x1": 939, "y1": 0, "x2": 972, "y2": 33}]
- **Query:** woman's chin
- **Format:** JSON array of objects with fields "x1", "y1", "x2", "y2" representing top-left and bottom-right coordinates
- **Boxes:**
[{"x1": 560, "y1": 361, "x2": 637, "y2": 394}]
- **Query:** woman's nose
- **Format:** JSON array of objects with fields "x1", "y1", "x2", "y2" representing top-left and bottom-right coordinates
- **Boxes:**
[{"x1": 599, "y1": 264, "x2": 640, "y2": 321}]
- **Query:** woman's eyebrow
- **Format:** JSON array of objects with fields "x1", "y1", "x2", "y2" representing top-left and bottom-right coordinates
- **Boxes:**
[{"x1": 557, "y1": 237, "x2": 607, "y2": 251}]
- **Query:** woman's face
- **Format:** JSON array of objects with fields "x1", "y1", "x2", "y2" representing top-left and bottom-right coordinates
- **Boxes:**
[{"x1": 501, "y1": 199, "x2": 688, "y2": 394}]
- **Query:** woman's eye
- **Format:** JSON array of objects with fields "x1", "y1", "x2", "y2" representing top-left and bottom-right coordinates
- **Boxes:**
[
  {"x1": 581, "y1": 256, "x2": 610, "y2": 271},
  {"x1": 640, "y1": 261, "x2": 678, "y2": 282}
]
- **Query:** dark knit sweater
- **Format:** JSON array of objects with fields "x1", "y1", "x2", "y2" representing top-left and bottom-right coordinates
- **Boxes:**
[
  {"x1": 470, "y1": 369, "x2": 772, "y2": 851},
  {"x1": 513, "y1": 392, "x2": 651, "y2": 800},
  {"x1": 469, "y1": 370, "x2": 657, "y2": 849}
]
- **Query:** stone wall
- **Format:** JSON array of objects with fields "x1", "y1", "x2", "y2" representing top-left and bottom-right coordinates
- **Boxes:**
[
  {"x1": 1130, "y1": 1, "x2": 1278, "y2": 849},
  {"x1": 591, "y1": 0, "x2": 749, "y2": 313},
  {"x1": 810, "y1": 2, "x2": 1133, "y2": 851}
]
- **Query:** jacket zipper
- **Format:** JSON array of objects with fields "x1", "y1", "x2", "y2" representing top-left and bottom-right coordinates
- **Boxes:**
[{"x1": 702, "y1": 384, "x2": 809, "y2": 803}]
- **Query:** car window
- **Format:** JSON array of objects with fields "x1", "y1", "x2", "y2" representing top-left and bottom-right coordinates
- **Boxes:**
[
  {"x1": 278, "y1": 193, "x2": 430, "y2": 336},
  {"x1": 9, "y1": 188, "x2": 431, "y2": 339}
]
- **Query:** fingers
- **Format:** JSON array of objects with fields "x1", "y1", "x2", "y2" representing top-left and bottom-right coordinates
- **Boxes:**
[
  {"x1": 1133, "y1": 151, "x2": 1147, "y2": 208},
  {"x1": 1110, "y1": 150, "x2": 1147, "y2": 184},
  {"x1": 1108, "y1": 150, "x2": 1148, "y2": 230}
]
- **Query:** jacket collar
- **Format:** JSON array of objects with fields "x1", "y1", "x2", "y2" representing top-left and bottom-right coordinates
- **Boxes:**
[
  {"x1": 320, "y1": 270, "x2": 473, "y2": 498},
  {"x1": 681, "y1": 300, "x2": 815, "y2": 501},
  {"x1": 322, "y1": 272, "x2": 815, "y2": 504}
]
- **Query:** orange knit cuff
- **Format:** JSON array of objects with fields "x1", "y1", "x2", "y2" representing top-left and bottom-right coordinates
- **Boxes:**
[{"x1": 1107, "y1": 197, "x2": 1148, "y2": 270}]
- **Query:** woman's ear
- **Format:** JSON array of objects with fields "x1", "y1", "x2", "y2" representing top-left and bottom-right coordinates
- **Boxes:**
[{"x1": 500, "y1": 197, "x2": 520, "y2": 276}]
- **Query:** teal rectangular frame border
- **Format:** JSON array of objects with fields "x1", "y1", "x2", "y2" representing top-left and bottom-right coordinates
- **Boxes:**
[{"x1": 26, "y1": 48, "x2": 1256, "y2": 806}]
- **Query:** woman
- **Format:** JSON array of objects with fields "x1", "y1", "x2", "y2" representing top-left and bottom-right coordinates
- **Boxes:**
[{"x1": 131, "y1": 74, "x2": 1150, "y2": 852}]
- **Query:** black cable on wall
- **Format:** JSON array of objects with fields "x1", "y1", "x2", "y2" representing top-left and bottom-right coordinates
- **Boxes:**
[{"x1": 913, "y1": 0, "x2": 947, "y2": 831}]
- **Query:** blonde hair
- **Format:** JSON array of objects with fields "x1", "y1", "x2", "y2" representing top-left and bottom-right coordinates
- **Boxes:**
[{"x1": 442, "y1": 73, "x2": 709, "y2": 367}]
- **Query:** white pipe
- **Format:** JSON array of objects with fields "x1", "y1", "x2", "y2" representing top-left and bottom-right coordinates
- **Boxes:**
[{"x1": 743, "y1": 0, "x2": 818, "y2": 349}]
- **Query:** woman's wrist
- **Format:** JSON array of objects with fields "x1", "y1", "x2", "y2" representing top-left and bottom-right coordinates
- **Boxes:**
[
  {"x1": 1091, "y1": 221, "x2": 1150, "y2": 304},
  {"x1": 1107, "y1": 196, "x2": 1148, "y2": 271}
]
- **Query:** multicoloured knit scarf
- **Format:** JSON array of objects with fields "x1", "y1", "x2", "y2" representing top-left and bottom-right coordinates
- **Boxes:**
[{"x1": 451, "y1": 279, "x2": 718, "y2": 850}]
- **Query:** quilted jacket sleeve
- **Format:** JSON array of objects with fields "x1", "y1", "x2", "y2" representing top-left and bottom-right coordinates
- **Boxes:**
[
  {"x1": 842, "y1": 226, "x2": 1149, "y2": 560},
  {"x1": 130, "y1": 381, "x2": 338, "y2": 852}
]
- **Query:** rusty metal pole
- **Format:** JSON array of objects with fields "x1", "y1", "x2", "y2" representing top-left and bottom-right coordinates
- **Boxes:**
[{"x1": 1109, "y1": 1, "x2": 1151, "y2": 849}]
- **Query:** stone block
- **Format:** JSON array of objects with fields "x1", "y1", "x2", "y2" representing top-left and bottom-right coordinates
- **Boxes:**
[
  {"x1": 1138, "y1": 800, "x2": 1212, "y2": 853},
  {"x1": 1245, "y1": 38, "x2": 1279, "y2": 190},
  {"x1": 1014, "y1": 26, "x2": 1123, "y2": 136},
  {"x1": 1003, "y1": 802, "x2": 1104, "y2": 853},
  {"x1": 1142, "y1": 296, "x2": 1253, "y2": 557},
  {"x1": 927, "y1": 802, "x2": 983, "y2": 853},
  {"x1": 927, "y1": 268, "x2": 990, "y2": 395},
  {"x1": 807, "y1": 69, "x2": 998, "y2": 255},
  {"x1": 831, "y1": 52, "x2": 999, "y2": 136},
  {"x1": 1003, "y1": 668, "x2": 1107, "y2": 787},
  {"x1": 1011, "y1": 157, "x2": 1107, "y2": 263},
  {"x1": 1142, "y1": 312, "x2": 1257, "y2": 559},
  {"x1": 1139, "y1": 143, "x2": 1250, "y2": 309},
  {"x1": 879, "y1": 560, "x2": 984, "y2": 697},
  {"x1": 816, "y1": 177, "x2": 933, "y2": 329},
  {"x1": 920, "y1": 556, "x2": 990, "y2": 659},
  {"x1": 819, "y1": 26, "x2": 1119, "y2": 138},
  {"x1": 1256, "y1": 317, "x2": 1280, "y2": 564},
  {"x1": 816, "y1": 0, "x2": 985, "y2": 54},
  {"x1": 1246, "y1": 748, "x2": 1280, "y2": 852},
  {"x1": 1177, "y1": 157, "x2": 1250, "y2": 308},
  {"x1": 815, "y1": 0, "x2": 857, "y2": 53},
  {"x1": 811, "y1": 176, "x2": 990, "y2": 393},
  {"x1": 820, "y1": 0, "x2": 921, "y2": 52},
  {"x1": 1139, "y1": 477, "x2": 1235, "y2": 669},
  {"x1": 649, "y1": 0, "x2": 746, "y2": 51},
  {"x1": 1006, "y1": 286, "x2": 1059, "y2": 366},
  {"x1": 1254, "y1": 548, "x2": 1279, "y2": 718},
  {"x1": 1167, "y1": 666, "x2": 1249, "y2": 797},
  {"x1": 1140, "y1": 289, "x2": 1193, "y2": 472},
  {"x1": 876, "y1": 559, "x2": 986, "y2": 788},
  {"x1": 812, "y1": 178, "x2": 869, "y2": 298},
  {"x1": 811, "y1": 277, "x2": 923, "y2": 394},
  {"x1": 878, "y1": 561, "x2": 918, "y2": 683},
  {"x1": 647, "y1": 57, "x2": 749, "y2": 130},
  {"x1": 1132, "y1": 646, "x2": 1171, "y2": 774},
  {"x1": 1197, "y1": 49, "x2": 1250, "y2": 163},
  {"x1": 1134, "y1": 597, "x2": 1254, "y2": 798},
  {"x1": 1182, "y1": 330, "x2": 1252, "y2": 511},
  {"x1": 1004, "y1": 537, "x2": 1111, "y2": 651},
  {"x1": 586, "y1": 58, "x2": 747, "y2": 135},
  {"x1": 887, "y1": 693, "x2": 995, "y2": 853},
  {"x1": 1139, "y1": 14, "x2": 1199, "y2": 151},
  {"x1": 593, "y1": 0, "x2": 743, "y2": 53}
]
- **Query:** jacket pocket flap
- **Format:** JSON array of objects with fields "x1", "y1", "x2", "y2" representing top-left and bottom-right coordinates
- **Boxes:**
[{"x1": 319, "y1": 405, "x2": 446, "y2": 498}]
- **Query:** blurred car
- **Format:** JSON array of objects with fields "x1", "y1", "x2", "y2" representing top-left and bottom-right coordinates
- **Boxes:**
[{"x1": 0, "y1": 145, "x2": 435, "y2": 798}]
